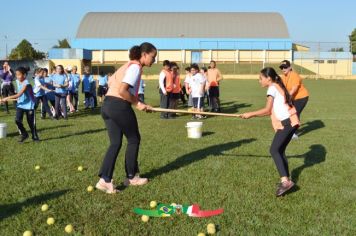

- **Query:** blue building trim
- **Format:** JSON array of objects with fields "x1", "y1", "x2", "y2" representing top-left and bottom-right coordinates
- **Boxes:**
[
  {"x1": 71, "y1": 38, "x2": 292, "y2": 51},
  {"x1": 48, "y1": 48, "x2": 92, "y2": 60},
  {"x1": 353, "y1": 62, "x2": 356, "y2": 75}
]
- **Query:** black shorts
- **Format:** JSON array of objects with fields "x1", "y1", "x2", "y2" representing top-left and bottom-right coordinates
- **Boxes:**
[
  {"x1": 2, "y1": 83, "x2": 15, "y2": 97},
  {"x1": 193, "y1": 97, "x2": 204, "y2": 109},
  {"x1": 209, "y1": 86, "x2": 220, "y2": 98},
  {"x1": 97, "y1": 85, "x2": 108, "y2": 97},
  {"x1": 170, "y1": 93, "x2": 181, "y2": 100}
]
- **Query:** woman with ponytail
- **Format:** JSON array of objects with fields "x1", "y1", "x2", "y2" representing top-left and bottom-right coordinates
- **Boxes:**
[
  {"x1": 96, "y1": 42, "x2": 157, "y2": 194},
  {"x1": 240, "y1": 67, "x2": 299, "y2": 197}
]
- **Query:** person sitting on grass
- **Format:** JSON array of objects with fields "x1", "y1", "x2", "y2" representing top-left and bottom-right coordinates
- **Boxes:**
[
  {"x1": 240, "y1": 67, "x2": 299, "y2": 197},
  {"x1": 0, "y1": 67, "x2": 39, "y2": 142}
]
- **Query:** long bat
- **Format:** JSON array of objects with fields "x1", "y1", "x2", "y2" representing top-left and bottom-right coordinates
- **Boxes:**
[{"x1": 150, "y1": 107, "x2": 241, "y2": 118}]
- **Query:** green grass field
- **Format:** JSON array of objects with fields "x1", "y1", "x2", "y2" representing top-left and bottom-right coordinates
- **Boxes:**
[{"x1": 0, "y1": 79, "x2": 355, "y2": 236}]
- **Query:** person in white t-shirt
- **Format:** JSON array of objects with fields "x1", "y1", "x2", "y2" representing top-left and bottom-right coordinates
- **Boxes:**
[
  {"x1": 184, "y1": 66, "x2": 192, "y2": 109},
  {"x1": 188, "y1": 64, "x2": 206, "y2": 119},
  {"x1": 240, "y1": 67, "x2": 300, "y2": 197},
  {"x1": 158, "y1": 60, "x2": 171, "y2": 119}
]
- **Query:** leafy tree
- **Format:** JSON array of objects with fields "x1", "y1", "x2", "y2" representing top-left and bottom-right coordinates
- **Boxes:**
[
  {"x1": 53, "y1": 39, "x2": 71, "y2": 48},
  {"x1": 329, "y1": 47, "x2": 344, "y2": 52},
  {"x1": 349, "y1": 29, "x2": 356, "y2": 55},
  {"x1": 8, "y1": 39, "x2": 45, "y2": 60}
]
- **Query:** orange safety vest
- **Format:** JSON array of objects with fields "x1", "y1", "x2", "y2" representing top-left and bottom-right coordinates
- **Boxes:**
[
  {"x1": 106, "y1": 61, "x2": 142, "y2": 99},
  {"x1": 164, "y1": 70, "x2": 174, "y2": 93},
  {"x1": 270, "y1": 84, "x2": 300, "y2": 131},
  {"x1": 172, "y1": 72, "x2": 181, "y2": 94}
]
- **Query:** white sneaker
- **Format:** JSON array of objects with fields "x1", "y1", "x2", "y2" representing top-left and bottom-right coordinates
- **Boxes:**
[
  {"x1": 292, "y1": 134, "x2": 299, "y2": 140},
  {"x1": 123, "y1": 175, "x2": 148, "y2": 186}
]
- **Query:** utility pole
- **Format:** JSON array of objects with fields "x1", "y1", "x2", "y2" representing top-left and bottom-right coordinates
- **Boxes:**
[{"x1": 4, "y1": 35, "x2": 8, "y2": 59}]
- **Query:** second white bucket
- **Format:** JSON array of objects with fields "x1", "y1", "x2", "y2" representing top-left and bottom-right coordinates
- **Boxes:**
[
  {"x1": 186, "y1": 122, "x2": 203, "y2": 139},
  {"x1": 0, "y1": 123, "x2": 7, "y2": 139}
]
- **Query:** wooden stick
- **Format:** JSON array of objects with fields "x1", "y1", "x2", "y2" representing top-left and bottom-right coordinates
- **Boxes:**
[
  {"x1": 0, "y1": 98, "x2": 17, "y2": 103},
  {"x1": 150, "y1": 107, "x2": 241, "y2": 118}
]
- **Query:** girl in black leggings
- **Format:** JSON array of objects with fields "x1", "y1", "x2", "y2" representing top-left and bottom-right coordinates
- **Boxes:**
[
  {"x1": 96, "y1": 42, "x2": 157, "y2": 194},
  {"x1": 241, "y1": 67, "x2": 300, "y2": 197}
]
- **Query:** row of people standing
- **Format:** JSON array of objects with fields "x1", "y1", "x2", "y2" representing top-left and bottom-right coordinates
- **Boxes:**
[{"x1": 158, "y1": 60, "x2": 223, "y2": 119}]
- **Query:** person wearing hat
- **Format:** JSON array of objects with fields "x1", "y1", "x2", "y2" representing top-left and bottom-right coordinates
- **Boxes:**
[{"x1": 279, "y1": 60, "x2": 309, "y2": 139}]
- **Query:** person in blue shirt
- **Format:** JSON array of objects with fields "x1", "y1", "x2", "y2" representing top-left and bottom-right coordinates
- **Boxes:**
[
  {"x1": 0, "y1": 67, "x2": 39, "y2": 142},
  {"x1": 52, "y1": 65, "x2": 69, "y2": 119},
  {"x1": 33, "y1": 68, "x2": 54, "y2": 119},
  {"x1": 41, "y1": 68, "x2": 55, "y2": 118},
  {"x1": 82, "y1": 66, "x2": 94, "y2": 109},
  {"x1": 97, "y1": 71, "x2": 108, "y2": 103},
  {"x1": 69, "y1": 66, "x2": 81, "y2": 112}
]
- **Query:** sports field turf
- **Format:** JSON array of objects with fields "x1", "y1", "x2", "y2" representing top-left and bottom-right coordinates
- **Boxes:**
[{"x1": 0, "y1": 79, "x2": 355, "y2": 235}]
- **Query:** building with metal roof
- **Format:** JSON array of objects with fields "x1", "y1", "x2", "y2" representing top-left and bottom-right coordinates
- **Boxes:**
[{"x1": 70, "y1": 12, "x2": 293, "y2": 65}]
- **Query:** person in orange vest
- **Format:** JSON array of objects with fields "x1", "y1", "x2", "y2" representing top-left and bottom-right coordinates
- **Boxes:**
[
  {"x1": 279, "y1": 60, "x2": 309, "y2": 139},
  {"x1": 167, "y1": 62, "x2": 181, "y2": 118},
  {"x1": 158, "y1": 60, "x2": 172, "y2": 119},
  {"x1": 240, "y1": 67, "x2": 300, "y2": 197},
  {"x1": 96, "y1": 42, "x2": 156, "y2": 194},
  {"x1": 207, "y1": 60, "x2": 223, "y2": 112}
]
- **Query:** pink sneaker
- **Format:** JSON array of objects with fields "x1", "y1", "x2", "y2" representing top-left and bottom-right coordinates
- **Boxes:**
[
  {"x1": 123, "y1": 176, "x2": 148, "y2": 186},
  {"x1": 95, "y1": 178, "x2": 119, "y2": 194}
]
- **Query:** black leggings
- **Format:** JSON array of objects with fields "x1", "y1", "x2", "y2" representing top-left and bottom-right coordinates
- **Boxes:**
[
  {"x1": 270, "y1": 119, "x2": 298, "y2": 177},
  {"x1": 15, "y1": 108, "x2": 38, "y2": 139},
  {"x1": 35, "y1": 95, "x2": 53, "y2": 118},
  {"x1": 294, "y1": 97, "x2": 308, "y2": 119},
  {"x1": 99, "y1": 96, "x2": 141, "y2": 182},
  {"x1": 2, "y1": 84, "x2": 16, "y2": 112}
]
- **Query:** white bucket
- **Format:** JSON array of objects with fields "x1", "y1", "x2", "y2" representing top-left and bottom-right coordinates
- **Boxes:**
[
  {"x1": 186, "y1": 122, "x2": 203, "y2": 139},
  {"x1": 0, "y1": 123, "x2": 7, "y2": 139}
]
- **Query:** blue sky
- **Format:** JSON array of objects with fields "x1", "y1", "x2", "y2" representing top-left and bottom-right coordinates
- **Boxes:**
[{"x1": 0, "y1": 0, "x2": 355, "y2": 58}]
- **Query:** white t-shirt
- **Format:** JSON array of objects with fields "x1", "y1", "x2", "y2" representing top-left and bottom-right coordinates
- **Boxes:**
[
  {"x1": 159, "y1": 71, "x2": 166, "y2": 94},
  {"x1": 122, "y1": 64, "x2": 141, "y2": 96},
  {"x1": 184, "y1": 74, "x2": 191, "y2": 84},
  {"x1": 267, "y1": 84, "x2": 290, "y2": 121},
  {"x1": 189, "y1": 73, "x2": 206, "y2": 98},
  {"x1": 33, "y1": 77, "x2": 42, "y2": 94}
]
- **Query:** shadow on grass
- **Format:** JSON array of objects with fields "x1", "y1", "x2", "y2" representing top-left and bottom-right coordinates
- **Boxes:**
[
  {"x1": 0, "y1": 189, "x2": 70, "y2": 221},
  {"x1": 298, "y1": 120, "x2": 325, "y2": 137},
  {"x1": 220, "y1": 101, "x2": 252, "y2": 114},
  {"x1": 40, "y1": 128, "x2": 106, "y2": 141},
  {"x1": 69, "y1": 107, "x2": 102, "y2": 119},
  {"x1": 203, "y1": 131, "x2": 215, "y2": 137},
  {"x1": 6, "y1": 124, "x2": 73, "y2": 138},
  {"x1": 291, "y1": 144, "x2": 327, "y2": 184},
  {"x1": 143, "y1": 138, "x2": 256, "y2": 179}
]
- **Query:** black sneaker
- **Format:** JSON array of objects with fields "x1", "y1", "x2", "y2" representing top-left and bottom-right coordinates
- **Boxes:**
[
  {"x1": 276, "y1": 180, "x2": 295, "y2": 197},
  {"x1": 18, "y1": 135, "x2": 29, "y2": 143},
  {"x1": 33, "y1": 137, "x2": 40, "y2": 142}
]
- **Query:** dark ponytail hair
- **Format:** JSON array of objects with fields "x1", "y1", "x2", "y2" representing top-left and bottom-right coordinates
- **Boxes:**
[
  {"x1": 129, "y1": 42, "x2": 157, "y2": 61},
  {"x1": 260, "y1": 67, "x2": 293, "y2": 107},
  {"x1": 16, "y1": 66, "x2": 30, "y2": 76}
]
